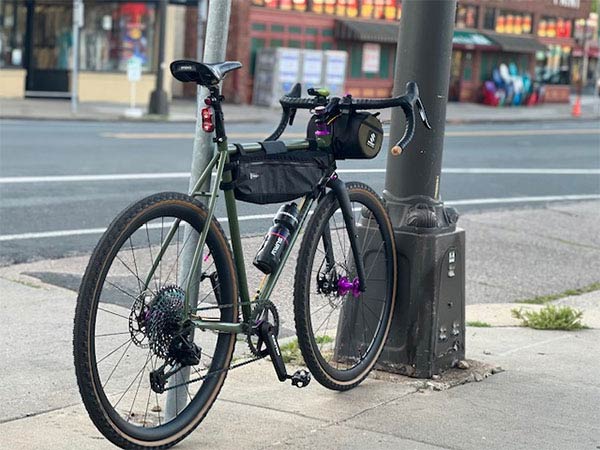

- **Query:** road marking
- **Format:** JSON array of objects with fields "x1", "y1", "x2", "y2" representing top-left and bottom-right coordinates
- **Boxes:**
[
  {"x1": 1, "y1": 168, "x2": 598, "y2": 184},
  {"x1": 447, "y1": 194, "x2": 600, "y2": 206},
  {"x1": 100, "y1": 128, "x2": 600, "y2": 140},
  {"x1": 1, "y1": 194, "x2": 598, "y2": 242}
]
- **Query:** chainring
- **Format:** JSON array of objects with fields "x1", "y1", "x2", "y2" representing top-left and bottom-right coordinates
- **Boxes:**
[{"x1": 247, "y1": 300, "x2": 279, "y2": 357}]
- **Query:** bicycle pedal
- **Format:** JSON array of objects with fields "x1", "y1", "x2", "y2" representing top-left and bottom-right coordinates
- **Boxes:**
[{"x1": 290, "y1": 369, "x2": 311, "y2": 388}]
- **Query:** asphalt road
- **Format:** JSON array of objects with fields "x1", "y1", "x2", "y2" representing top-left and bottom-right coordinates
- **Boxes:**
[{"x1": 0, "y1": 118, "x2": 599, "y2": 266}]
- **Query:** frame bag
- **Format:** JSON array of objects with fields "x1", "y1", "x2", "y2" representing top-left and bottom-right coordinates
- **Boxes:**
[{"x1": 225, "y1": 141, "x2": 335, "y2": 205}]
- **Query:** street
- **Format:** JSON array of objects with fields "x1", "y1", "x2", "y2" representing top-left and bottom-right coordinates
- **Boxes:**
[{"x1": 0, "y1": 118, "x2": 599, "y2": 266}]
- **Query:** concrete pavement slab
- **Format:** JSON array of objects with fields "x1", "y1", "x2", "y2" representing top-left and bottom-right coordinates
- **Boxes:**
[
  {"x1": 0, "y1": 277, "x2": 80, "y2": 423},
  {"x1": 344, "y1": 369, "x2": 599, "y2": 450}
]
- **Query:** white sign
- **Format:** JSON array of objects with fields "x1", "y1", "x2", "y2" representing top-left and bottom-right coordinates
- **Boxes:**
[
  {"x1": 553, "y1": 0, "x2": 580, "y2": 8},
  {"x1": 325, "y1": 50, "x2": 347, "y2": 87},
  {"x1": 302, "y1": 51, "x2": 323, "y2": 85},
  {"x1": 127, "y1": 57, "x2": 142, "y2": 82},
  {"x1": 73, "y1": 0, "x2": 84, "y2": 28},
  {"x1": 278, "y1": 49, "x2": 301, "y2": 83},
  {"x1": 362, "y1": 43, "x2": 380, "y2": 73}
]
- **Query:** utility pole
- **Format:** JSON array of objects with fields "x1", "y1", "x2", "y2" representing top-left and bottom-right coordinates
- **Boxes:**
[
  {"x1": 380, "y1": 0, "x2": 465, "y2": 377},
  {"x1": 71, "y1": 0, "x2": 83, "y2": 114},
  {"x1": 148, "y1": 0, "x2": 169, "y2": 115},
  {"x1": 165, "y1": 0, "x2": 232, "y2": 419}
]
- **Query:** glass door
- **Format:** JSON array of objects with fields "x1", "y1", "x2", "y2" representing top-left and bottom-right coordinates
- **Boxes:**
[{"x1": 25, "y1": 0, "x2": 73, "y2": 97}]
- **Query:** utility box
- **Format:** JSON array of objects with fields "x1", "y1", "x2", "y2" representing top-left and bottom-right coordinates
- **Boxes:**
[
  {"x1": 380, "y1": 227, "x2": 466, "y2": 378},
  {"x1": 252, "y1": 48, "x2": 347, "y2": 106}
]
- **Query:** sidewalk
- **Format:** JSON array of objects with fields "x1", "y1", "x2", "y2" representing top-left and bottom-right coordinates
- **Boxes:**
[
  {"x1": 1, "y1": 94, "x2": 599, "y2": 124},
  {"x1": 1, "y1": 201, "x2": 599, "y2": 449}
]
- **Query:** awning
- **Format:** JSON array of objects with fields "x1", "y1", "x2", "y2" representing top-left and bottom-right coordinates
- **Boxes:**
[
  {"x1": 482, "y1": 31, "x2": 548, "y2": 54},
  {"x1": 335, "y1": 21, "x2": 498, "y2": 49},
  {"x1": 334, "y1": 19, "x2": 399, "y2": 44},
  {"x1": 453, "y1": 30, "x2": 497, "y2": 48}
]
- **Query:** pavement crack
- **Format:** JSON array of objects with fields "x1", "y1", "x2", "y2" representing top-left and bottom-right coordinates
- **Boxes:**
[{"x1": 217, "y1": 397, "x2": 324, "y2": 423}]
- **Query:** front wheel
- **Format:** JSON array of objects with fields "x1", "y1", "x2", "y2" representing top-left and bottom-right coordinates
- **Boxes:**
[
  {"x1": 294, "y1": 182, "x2": 397, "y2": 391},
  {"x1": 74, "y1": 192, "x2": 238, "y2": 449}
]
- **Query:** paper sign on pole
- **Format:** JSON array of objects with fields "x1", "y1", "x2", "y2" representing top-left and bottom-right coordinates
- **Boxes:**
[
  {"x1": 362, "y1": 43, "x2": 381, "y2": 73},
  {"x1": 127, "y1": 57, "x2": 142, "y2": 82}
]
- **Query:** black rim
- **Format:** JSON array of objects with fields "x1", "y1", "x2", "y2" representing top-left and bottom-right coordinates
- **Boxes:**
[
  {"x1": 306, "y1": 191, "x2": 393, "y2": 382},
  {"x1": 84, "y1": 200, "x2": 235, "y2": 442}
]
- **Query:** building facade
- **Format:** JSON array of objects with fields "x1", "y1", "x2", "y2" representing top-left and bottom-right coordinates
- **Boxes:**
[
  {"x1": 212, "y1": 0, "x2": 594, "y2": 104},
  {"x1": 0, "y1": 0, "x2": 188, "y2": 102},
  {"x1": 0, "y1": 0, "x2": 596, "y2": 104}
]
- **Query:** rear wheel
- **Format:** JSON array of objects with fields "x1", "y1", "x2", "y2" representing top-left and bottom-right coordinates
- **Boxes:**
[
  {"x1": 74, "y1": 192, "x2": 238, "y2": 449},
  {"x1": 294, "y1": 182, "x2": 396, "y2": 391}
]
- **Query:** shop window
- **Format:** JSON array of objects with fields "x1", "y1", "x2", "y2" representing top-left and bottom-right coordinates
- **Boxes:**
[
  {"x1": 0, "y1": 1, "x2": 27, "y2": 68},
  {"x1": 79, "y1": 2, "x2": 157, "y2": 72},
  {"x1": 538, "y1": 16, "x2": 573, "y2": 38},
  {"x1": 495, "y1": 10, "x2": 532, "y2": 35},
  {"x1": 252, "y1": 23, "x2": 267, "y2": 31},
  {"x1": 350, "y1": 44, "x2": 362, "y2": 78},
  {"x1": 293, "y1": 0, "x2": 307, "y2": 11},
  {"x1": 455, "y1": 5, "x2": 478, "y2": 29},
  {"x1": 463, "y1": 52, "x2": 473, "y2": 81},
  {"x1": 379, "y1": 46, "x2": 390, "y2": 78},
  {"x1": 483, "y1": 8, "x2": 496, "y2": 30},
  {"x1": 536, "y1": 44, "x2": 571, "y2": 85},
  {"x1": 250, "y1": 37, "x2": 265, "y2": 74}
]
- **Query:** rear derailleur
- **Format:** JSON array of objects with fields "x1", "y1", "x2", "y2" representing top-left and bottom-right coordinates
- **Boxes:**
[{"x1": 149, "y1": 325, "x2": 202, "y2": 394}]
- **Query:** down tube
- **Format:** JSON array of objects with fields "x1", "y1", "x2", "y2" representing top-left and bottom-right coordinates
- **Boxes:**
[{"x1": 260, "y1": 196, "x2": 315, "y2": 301}]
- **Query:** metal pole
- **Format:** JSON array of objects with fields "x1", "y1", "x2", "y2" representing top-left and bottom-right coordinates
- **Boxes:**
[
  {"x1": 148, "y1": 0, "x2": 169, "y2": 115},
  {"x1": 71, "y1": 0, "x2": 82, "y2": 115},
  {"x1": 165, "y1": 0, "x2": 232, "y2": 419},
  {"x1": 380, "y1": 0, "x2": 465, "y2": 377}
]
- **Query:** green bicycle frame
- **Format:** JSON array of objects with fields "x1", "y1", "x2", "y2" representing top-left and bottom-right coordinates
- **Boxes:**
[{"x1": 142, "y1": 136, "x2": 315, "y2": 335}]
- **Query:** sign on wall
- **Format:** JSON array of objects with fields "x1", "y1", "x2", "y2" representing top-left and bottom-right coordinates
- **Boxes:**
[{"x1": 362, "y1": 43, "x2": 380, "y2": 73}]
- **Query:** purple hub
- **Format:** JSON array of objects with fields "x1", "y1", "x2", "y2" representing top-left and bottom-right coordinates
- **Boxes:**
[{"x1": 337, "y1": 276, "x2": 361, "y2": 298}]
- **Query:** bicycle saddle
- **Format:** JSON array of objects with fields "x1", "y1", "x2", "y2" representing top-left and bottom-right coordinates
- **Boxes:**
[{"x1": 170, "y1": 60, "x2": 242, "y2": 86}]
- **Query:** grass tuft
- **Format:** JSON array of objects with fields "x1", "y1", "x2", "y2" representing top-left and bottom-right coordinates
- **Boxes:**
[
  {"x1": 466, "y1": 321, "x2": 491, "y2": 328},
  {"x1": 279, "y1": 335, "x2": 333, "y2": 364},
  {"x1": 515, "y1": 282, "x2": 600, "y2": 305},
  {"x1": 511, "y1": 305, "x2": 586, "y2": 331}
]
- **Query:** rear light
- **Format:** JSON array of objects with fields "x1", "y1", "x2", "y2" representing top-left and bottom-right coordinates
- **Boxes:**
[{"x1": 201, "y1": 107, "x2": 214, "y2": 132}]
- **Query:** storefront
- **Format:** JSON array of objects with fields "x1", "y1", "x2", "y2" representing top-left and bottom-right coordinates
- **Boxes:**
[{"x1": 0, "y1": 0, "x2": 180, "y2": 102}]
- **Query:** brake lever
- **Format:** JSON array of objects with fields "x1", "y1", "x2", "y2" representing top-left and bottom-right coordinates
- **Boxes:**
[
  {"x1": 415, "y1": 98, "x2": 432, "y2": 129},
  {"x1": 288, "y1": 107, "x2": 297, "y2": 126}
]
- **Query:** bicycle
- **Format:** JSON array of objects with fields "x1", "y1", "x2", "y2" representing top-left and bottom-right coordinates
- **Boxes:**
[{"x1": 73, "y1": 59, "x2": 431, "y2": 449}]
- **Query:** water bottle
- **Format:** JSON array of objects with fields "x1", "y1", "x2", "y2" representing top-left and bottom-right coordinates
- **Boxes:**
[{"x1": 253, "y1": 203, "x2": 300, "y2": 274}]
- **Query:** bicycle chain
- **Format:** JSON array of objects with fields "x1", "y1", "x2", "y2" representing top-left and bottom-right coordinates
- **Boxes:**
[
  {"x1": 163, "y1": 353, "x2": 266, "y2": 391},
  {"x1": 161, "y1": 299, "x2": 269, "y2": 391}
]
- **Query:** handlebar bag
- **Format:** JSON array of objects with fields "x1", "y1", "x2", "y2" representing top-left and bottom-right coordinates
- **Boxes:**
[
  {"x1": 307, "y1": 111, "x2": 384, "y2": 160},
  {"x1": 224, "y1": 141, "x2": 335, "y2": 205}
]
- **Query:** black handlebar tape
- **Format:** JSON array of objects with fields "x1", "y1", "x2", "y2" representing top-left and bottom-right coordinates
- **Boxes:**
[
  {"x1": 391, "y1": 102, "x2": 415, "y2": 156},
  {"x1": 265, "y1": 108, "x2": 290, "y2": 141},
  {"x1": 279, "y1": 96, "x2": 319, "y2": 109}
]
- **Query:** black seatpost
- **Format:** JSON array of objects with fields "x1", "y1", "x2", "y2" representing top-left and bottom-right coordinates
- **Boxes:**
[{"x1": 207, "y1": 86, "x2": 227, "y2": 144}]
